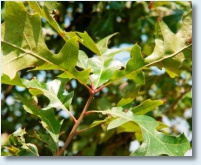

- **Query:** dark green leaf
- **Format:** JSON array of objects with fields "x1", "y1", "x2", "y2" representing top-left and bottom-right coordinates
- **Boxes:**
[
  {"x1": 6, "y1": 128, "x2": 39, "y2": 156},
  {"x1": 32, "y1": 130, "x2": 57, "y2": 154},
  {"x1": 16, "y1": 96, "x2": 62, "y2": 152}
]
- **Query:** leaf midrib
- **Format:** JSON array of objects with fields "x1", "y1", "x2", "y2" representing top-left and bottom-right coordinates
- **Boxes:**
[
  {"x1": 106, "y1": 44, "x2": 192, "y2": 86},
  {"x1": 97, "y1": 110, "x2": 184, "y2": 155},
  {"x1": 1, "y1": 40, "x2": 83, "y2": 84},
  {"x1": 35, "y1": 85, "x2": 69, "y2": 112},
  {"x1": 36, "y1": 108, "x2": 59, "y2": 143}
]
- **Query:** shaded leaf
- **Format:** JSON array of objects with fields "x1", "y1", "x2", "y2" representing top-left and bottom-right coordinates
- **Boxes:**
[
  {"x1": 90, "y1": 117, "x2": 112, "y2": 128},
  {"x1": 5, "y1": 128, "x2": 39, "y2": 156},
  {"x1": 16, "y1": 95, "x2": 62, "y2": 153},
  {"x1": 17, "y1": 143, "x2": 39, "y2": 156},
  {"x1": 1, "y1": 73, "x2": 25, "y2": 87},
  {"x1": 117, "y1": 98, "x2": 134, "y2": 107},
  {"x1": 32, "y1": 130, "x2": 57, "y2": 155},
  {"x1": 116, "y1": 121, "x2": 141, "y2": 134}
]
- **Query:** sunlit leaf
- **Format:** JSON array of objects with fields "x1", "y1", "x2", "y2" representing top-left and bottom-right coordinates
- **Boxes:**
[
  {"x1": 76, "y1": 31, "x2": 101, "y2": 56},
  {"x1": 23, "y1": 78, "x2": 73, "y2": 111},
  {"x1": 107, "y1": 10, "x2": 192, "y2": 85},
  {"x1": 76, "y1": 48, "x2": 128, "y2": 88},
  {"x1": 1, "y1": 1, "x2": 90, "y2": 86},
  {"x1": 132, "y1": 99, "x2": 164, "y2": 115},
  {"x1": 92, "y1": 108, "x2": 191, "y2": 156}
]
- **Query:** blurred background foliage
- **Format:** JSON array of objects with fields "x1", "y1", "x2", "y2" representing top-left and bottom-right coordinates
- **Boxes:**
[{"x1": 1, "y1": 1, "x2": 192, "y2": 156}]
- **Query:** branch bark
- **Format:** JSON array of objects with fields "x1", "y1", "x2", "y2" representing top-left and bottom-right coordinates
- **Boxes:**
[{"x1": 56, "y1": 91, "x2": 94, "y2": 156}]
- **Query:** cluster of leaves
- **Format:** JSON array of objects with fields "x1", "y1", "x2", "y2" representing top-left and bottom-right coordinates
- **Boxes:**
[{"x1": 1, "y1": 1, "x2": 192, "y2": 156}]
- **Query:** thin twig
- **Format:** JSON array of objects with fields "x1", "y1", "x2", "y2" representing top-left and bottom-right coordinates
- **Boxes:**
[
  {"x1": 85, "y1": 110, "x2": 97, "y2": 116},
  {"x1": 66, "y1": 111, "x2": 77, "y2": 123},
  {"x1": 95, "y1": 84, "x2": 107, "y2": 93},
  {"x1": 56, "y1": 92, "x2": 94, "y2": 156},
  {"x1": 89, "y1": 77, "x2": 95, "y2": 90},
  {"x1": 166, "y1": 87, "x2": 191, "y2": 116},
  {"x1": 75, "y1": 127, "x2": 91, "y2": 136}
]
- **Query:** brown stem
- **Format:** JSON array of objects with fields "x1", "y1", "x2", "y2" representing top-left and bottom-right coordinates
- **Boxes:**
[
  {"x1": 166, "y1": 87, "x2": 191, "y2": 116},
  {"x1": 56, "y1": 92, "x2": 94, "y2": 156},
  {"x1": 67, "y1": 111, "x2": 77, "y2": 123},
  {"x1": 75, "y1": 127, "x2": 90, "y2": 136},
  {"x1": 85, "y1": 110, "x2": 96, "y2": 116},
  {"x1": 89, "y1": 77, "x2": 95, "y2": 90},
  {"x1": 95, "y1": 84, "x2": 107, "y2": 93}
]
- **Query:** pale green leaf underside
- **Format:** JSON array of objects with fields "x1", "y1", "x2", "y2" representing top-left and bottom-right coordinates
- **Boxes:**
[
  {"x1": 92, "y1": 108, "x2": 191, "y2": 156},
  {"x1": 76, "y1": 47, "x2": 128, "y2": 88},
  {"x1": 23, "y1": 78, "x2": 73, "y2": 112}
]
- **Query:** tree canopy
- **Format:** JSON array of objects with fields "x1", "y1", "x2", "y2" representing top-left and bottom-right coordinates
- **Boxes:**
[{"x1": 1, "y1": 1, "x2": 192, "y2": 156}]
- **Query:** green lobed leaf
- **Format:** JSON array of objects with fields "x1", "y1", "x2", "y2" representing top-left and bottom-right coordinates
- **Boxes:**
[
  {"x1": 1, "y1": 1, "x2": 90, "y2": 86},
  {"x1": 145, "y1": 10, "x2": 192, "y2": 77},
  {"x1": 16, "y1": 95, "x2": 62, "y2": 153},
  {"x1": 74, "y1": 33, "x2": 131, "y2": 88},
  {"x1": 6, "y1": 128, "x2": 39, "y2": 156},
  {"x1": 32, "y1": 130, "x2": 57, "y2": 155},
  {"x1": 106, "y1": 10, "x2": 192, "y2": 85},
  {"x1": 76, "y1": 31, "x2": 101, "y2": 56},
  {"x1": 22, "y1": 78, "x2": 73, "y2": 111},
  {"x1": 76, "y1": 47, "x2": 129, "y2": 88},
  {"x1": 28, "y1": 2, "x2": 70, "y2": 41},
  {"x1": 96, "y1": 33, "x2": 118, "y2": 54},
  {"x1": 132, "y1": 99, "x2": 164, "y2": 115},
  {"x1": 29, "y1": 2, "x2": 97, "y2": 53},
  {"x1": 161, "y1": 53, "x2": 185, "y2": 78},
  {"x1": 1, "y1": 73, "x2": 25, "y2": 87},
  {"x1": 92, "y1": 108, "x2": 191, "y2": 156}
]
